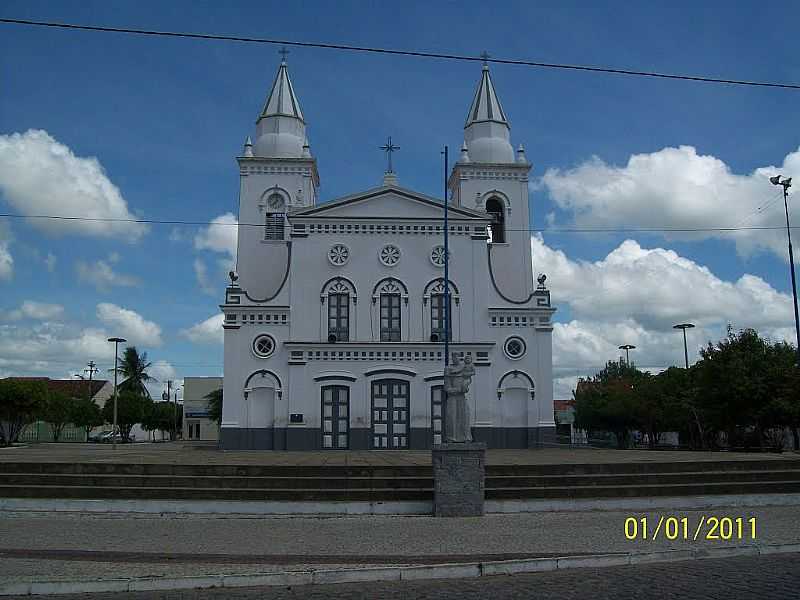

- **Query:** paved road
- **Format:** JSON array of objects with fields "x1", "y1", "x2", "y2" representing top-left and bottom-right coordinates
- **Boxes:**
[
  {"x1": 1, "y1": 506, "x2": 796, "y2": 584},
  {"x1": 6, "y1": 553, "x2": 798, "y2": 599}
]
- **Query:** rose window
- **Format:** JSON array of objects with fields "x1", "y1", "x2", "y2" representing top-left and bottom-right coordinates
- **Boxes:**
[
  {"x1": 252, "y1": 334, "x2": 276, "y2": 358},
  {"x1": 328, "y1": 244, "x2": 350, "y2": 266},
  {"x1": 504, "y1": 336, "x2": 526, "y2": 360},
  {"x1": 379, "y1": 244, "x2": 401, "y2": 267},
  {"x1": 430, "y1": 245, "x2": 447, "y2": 267}
]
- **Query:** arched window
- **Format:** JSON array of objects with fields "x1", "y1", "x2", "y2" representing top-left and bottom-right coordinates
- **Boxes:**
[
  {"x1": 423, "y1": 278, "x2": 459, "y2": 342},
  {"x1": 372, "y1": 278, "x2": 407, "y2": 342},
  {"x1": 265, "y1": 193, "x2": 286, "y2": 240},
  {"x1": 321, "y1": 277, "x2": 356, "y2": 342},
  {"x1": 486, "y1": 197, "x2": 505, "y2": 243}
]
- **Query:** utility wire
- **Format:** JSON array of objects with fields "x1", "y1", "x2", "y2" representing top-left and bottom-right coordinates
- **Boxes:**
[
  {"x1": 2, "y1": 18, "x2": 800, "y2": 90},
  {"x1": 0, "y1": 212, "x2": 796, "y2": 233}
]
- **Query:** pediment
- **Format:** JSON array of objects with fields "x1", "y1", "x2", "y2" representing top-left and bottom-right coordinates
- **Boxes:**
[{"x1": 292, "y1": 186, "x2": 489, "y2": 221}]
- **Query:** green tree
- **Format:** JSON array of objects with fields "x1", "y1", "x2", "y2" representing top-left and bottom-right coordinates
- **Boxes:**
[
  {"x1": 43, "y1": 391, "x2": 73, "y2": 442},
  {"x1": 694, "y1": 327, "x2": 777, "y2": 449},
  {"x1": 68, "y1": 398, "x2": 104, "y2": 441},
  {"x1": 574, "y1": 360, "x2": 645, "y2": 449},
  {"x1": 114, "y1": 346, "x2": 156, "y2": 399},
  {"x1": 103, "y1": 392, "x2": 149, "y2": 441},
  {"x1": 0, "y1": 379, "x2": 48, "y2": 446},
  {"x1": 205, "y1": 388, "x2": 222, "y2": 424}
]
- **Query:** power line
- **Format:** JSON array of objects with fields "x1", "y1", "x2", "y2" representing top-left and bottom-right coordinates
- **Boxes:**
[
  {"x1": 0, "y1": 212, "x2": 796, "y2": 234},
  {"x1": 2, "y1": 18, "x2": 800, "y2": 91}
]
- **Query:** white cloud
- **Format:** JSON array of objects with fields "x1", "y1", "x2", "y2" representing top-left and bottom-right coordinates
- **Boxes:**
[
  {"x1": 76, "y1": 258, "x2": 139, "y2": 292},
  {"x1": 180, "y1": 314, "x2": 223, "y2": 345},
  {"x1": 540, "y1": 145, "x2": 799, "y2": 258},
  {"x1": 146, "y1": 360, "x2": 179, "y2": 400},
  {"x1": 194, "y1": 259, "x2": 217, "y2": 295},
  {"x1": 0, "y1": 223, "x2": 12, "y2": 281},
  {"x1": 532, "y1": 235, "x2": 797, "y2": 396},
  {"x1": 0, "y1": 130, "x2": 148, "y2": 240},
  {"x1": 5, "y1": 301, "x2": 64, "y2": 321},
  {"x1": 194, "y1": 213, "x2": 237, "y2": 268},
  {"x1": 96, "y1": 303, "x2": 162, "y2": 347},
  {"x1": 44, "y1": 252, "x2": 57, "y2": 273}
]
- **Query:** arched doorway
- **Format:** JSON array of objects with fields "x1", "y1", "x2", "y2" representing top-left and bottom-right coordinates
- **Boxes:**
[{"x1": 486, "y1": 197, "x2": 506, "y2": 243}]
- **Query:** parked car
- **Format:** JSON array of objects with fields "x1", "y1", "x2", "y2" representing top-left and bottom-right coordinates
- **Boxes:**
[{"x1": 88, "y1": 430, "x2": 112, "y2": 443}]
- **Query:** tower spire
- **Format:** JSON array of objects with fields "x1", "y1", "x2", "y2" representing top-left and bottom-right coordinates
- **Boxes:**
[
  {"x1": 252, "y1": 57, "x2": 308, "y2": 158},
  {"x1": 462, "y1": 58, "x2": 514, "y2": 163}
]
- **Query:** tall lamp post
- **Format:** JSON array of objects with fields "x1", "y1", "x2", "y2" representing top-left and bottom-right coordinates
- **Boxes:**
[
  {"x1": 107, "y1": 337, "x2": 127, "y2": 450},
  {"x1": 770, "y1": 175, "x2": 800, "y2": 364},
  {"x1": 618, "y1": 344, "x2": 636, "y2": 365},
  {"x1": 673, "y1": 323, "x2": 695, "y2": 369}
]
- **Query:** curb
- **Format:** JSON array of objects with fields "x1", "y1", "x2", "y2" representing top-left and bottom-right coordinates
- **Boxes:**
[
  {"x1": 1, "y1": 543, "x2": 799, "y2": 596},
  {"x1": 3, "y1": 493, "x2": 800, "y2": 516}
]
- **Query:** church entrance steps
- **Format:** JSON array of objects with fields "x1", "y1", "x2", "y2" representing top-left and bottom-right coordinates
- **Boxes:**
[{"x1": 2, "y1": 459, "x2": 800, "y2": 507}]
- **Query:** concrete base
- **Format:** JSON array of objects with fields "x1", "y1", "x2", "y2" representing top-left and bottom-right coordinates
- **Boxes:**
[{"x1": 432, "y1": 442, "x2": 487, "y2": 517}]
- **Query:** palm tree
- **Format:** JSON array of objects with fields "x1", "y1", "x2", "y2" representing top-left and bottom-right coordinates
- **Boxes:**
[{"x1": 114, "y1": 346, "x2": 157, "y2": 398}]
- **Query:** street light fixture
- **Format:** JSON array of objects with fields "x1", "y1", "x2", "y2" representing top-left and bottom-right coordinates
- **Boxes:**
[
  {"x1": 107, "y1": 337, "x2": 127, "y2": 450},
  {"x1": 618, "y1": 344, "x2": 636, "y2": 365},
  {"x1": 770, "y1": 175, "x2": 800, "y2": 364},
  {"x1": 673, "y1": 323, "x2": 695, "y2": 369}
]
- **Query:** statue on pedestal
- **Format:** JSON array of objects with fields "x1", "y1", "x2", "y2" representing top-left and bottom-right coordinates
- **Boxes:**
[{"x1": 444, "y1": 353, "x2": 475, "y2": 443}]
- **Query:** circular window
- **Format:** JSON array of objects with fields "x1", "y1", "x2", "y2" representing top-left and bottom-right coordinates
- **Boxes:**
[
  {"x1": 252, "y1": 334, "x2": 276, "y2": 358},
  {"x1": 504, "y1": 336, "x2": 526, "y2": 360},
  {"x1": 378, "y1": 244, "x2": 401, "y2": 267},
  {"x1": 430, "y1": 245, "x2": 448, "y2": 268},
  {"x1": 328, "y1": 244, "x2": 350, "y2": 266}
]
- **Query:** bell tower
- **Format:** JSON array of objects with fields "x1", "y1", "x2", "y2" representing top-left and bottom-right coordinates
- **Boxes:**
[
  {"x1": 235, "y1": 57, "x2": 320, "y2": 302},
  {"x1": 449, "y1": 61, "x2": 534, "y2": 302}
]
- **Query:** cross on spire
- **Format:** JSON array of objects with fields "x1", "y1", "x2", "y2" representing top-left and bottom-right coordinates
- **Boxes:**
[
  {"x1": 278, "y1": 46, "x2": 290, "y2": 63},
  {"x1": 480, "y1": 50, "x2": 491, "y2": 66},
  {"x1": 380, "y1": 136, "x2": 400, "y2": 173}
]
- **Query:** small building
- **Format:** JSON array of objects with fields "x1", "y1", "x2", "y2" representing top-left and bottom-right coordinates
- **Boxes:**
[{"x1": 182, "y1": 377, "x2": 223, "y2": 441}]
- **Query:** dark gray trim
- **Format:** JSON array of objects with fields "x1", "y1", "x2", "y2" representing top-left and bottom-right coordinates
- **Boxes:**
[
  {"x1": 243, "y1": 242, "x2": 292, "y2": 303},
  {"x1": 423, "y1": 374, "x2": 444, "y2": 382},
  {"x1": 364, "y1": 367, "x2": 417, "y2": 378},
  {"x1": 487, "y1": 244, "x2": 536, "y2": 305},
  {"x1": 314, "y1": 374, "x2": 358, "y2": 382},
  {"x1": 244, "y1": 369, "x2": 282, "y2": 390},
  {"x1": 498, "y1": 369, "x2": 535, "y2": 389},
  {"x1": 220, "y1": 426, "x2": 556, "y2": 450},
  {"x1": 283, "y1": 341, "x2": 495, "y2": 346}
]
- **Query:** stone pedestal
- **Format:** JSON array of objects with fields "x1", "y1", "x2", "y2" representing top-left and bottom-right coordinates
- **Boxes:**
[{"x1": 432, "y1": 442, "x2": 487, "y2": 517}]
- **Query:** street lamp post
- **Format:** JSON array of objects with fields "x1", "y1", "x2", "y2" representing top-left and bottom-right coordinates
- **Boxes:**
[
  {"x1": 618, "y1": 344, "x2": 636, "y2": 365},
  {"x1": 107, "y1": 337, "x2": 127, "y2": 450},
  {"x1": 673, "y1": 323, "x2": 696, "y2": 369},
  {"x1": 770, "y1": 175, "x2": 800, "y2": 364}
]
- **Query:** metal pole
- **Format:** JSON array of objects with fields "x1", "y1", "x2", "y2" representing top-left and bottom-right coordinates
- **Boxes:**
[
  {"x1": 682, "y1": 327, "x2": 689, "y2": 370},
  {"x1": 174, "y1": 386, "x2": 179, "y2": 440},
  {"x1": 443, "y1": 145, "x2": 450, "y2": 367},
  {"x1": 112, "y1": 341, "x2": 119, "y2": 451},
  {"x1": 782, "y1": 185, "x2": 800, "y2": 364}
]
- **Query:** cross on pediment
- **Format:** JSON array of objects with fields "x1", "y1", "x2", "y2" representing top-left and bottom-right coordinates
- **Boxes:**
[
  {"x1": 380, "y1": 136, "x2": 400, "y2": 174},
  {"x1": 279, "y1": 46, "x2": 290, "y2": 63},
  {"x1": 480, "y1": 51, "x2": 491, "y2": 66}
]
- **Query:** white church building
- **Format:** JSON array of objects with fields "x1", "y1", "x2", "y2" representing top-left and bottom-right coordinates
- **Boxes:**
[{"x1": 220, "y1": 57, "x2": 556, "y2": 450}]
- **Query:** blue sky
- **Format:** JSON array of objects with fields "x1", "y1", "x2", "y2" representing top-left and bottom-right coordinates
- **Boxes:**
[{"x1": 1, "y1": 1, "x2": 798, "y2": 397}]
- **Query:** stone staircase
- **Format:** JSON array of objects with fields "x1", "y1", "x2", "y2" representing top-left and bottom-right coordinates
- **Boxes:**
[{"x1": 1, "y1": 459, "x2": 799, "y2": 503}]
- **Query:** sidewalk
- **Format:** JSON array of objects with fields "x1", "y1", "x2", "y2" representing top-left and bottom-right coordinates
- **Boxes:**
[{"x1": 1, "y1": 504, "x2": 799, "y2": 588}]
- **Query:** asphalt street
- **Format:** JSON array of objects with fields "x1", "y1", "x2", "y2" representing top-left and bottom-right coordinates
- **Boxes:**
[{"x1": 5, "y1": 553, "x2": 798, "y2": 600}]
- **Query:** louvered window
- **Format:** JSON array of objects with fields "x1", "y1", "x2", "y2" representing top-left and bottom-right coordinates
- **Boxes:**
[{"x1": 265, "y1": 213, "x2": 285, "y2": 240}]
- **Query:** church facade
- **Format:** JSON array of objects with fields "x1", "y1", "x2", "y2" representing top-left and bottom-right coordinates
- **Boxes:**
[{"x1": 220, "y1": 58, "x2": 556, "y2": 450}]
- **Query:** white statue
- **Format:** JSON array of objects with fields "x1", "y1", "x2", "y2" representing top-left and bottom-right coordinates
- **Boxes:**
[{"x1": 444, "y1": 353, "x2": 475, "y2": 443}]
